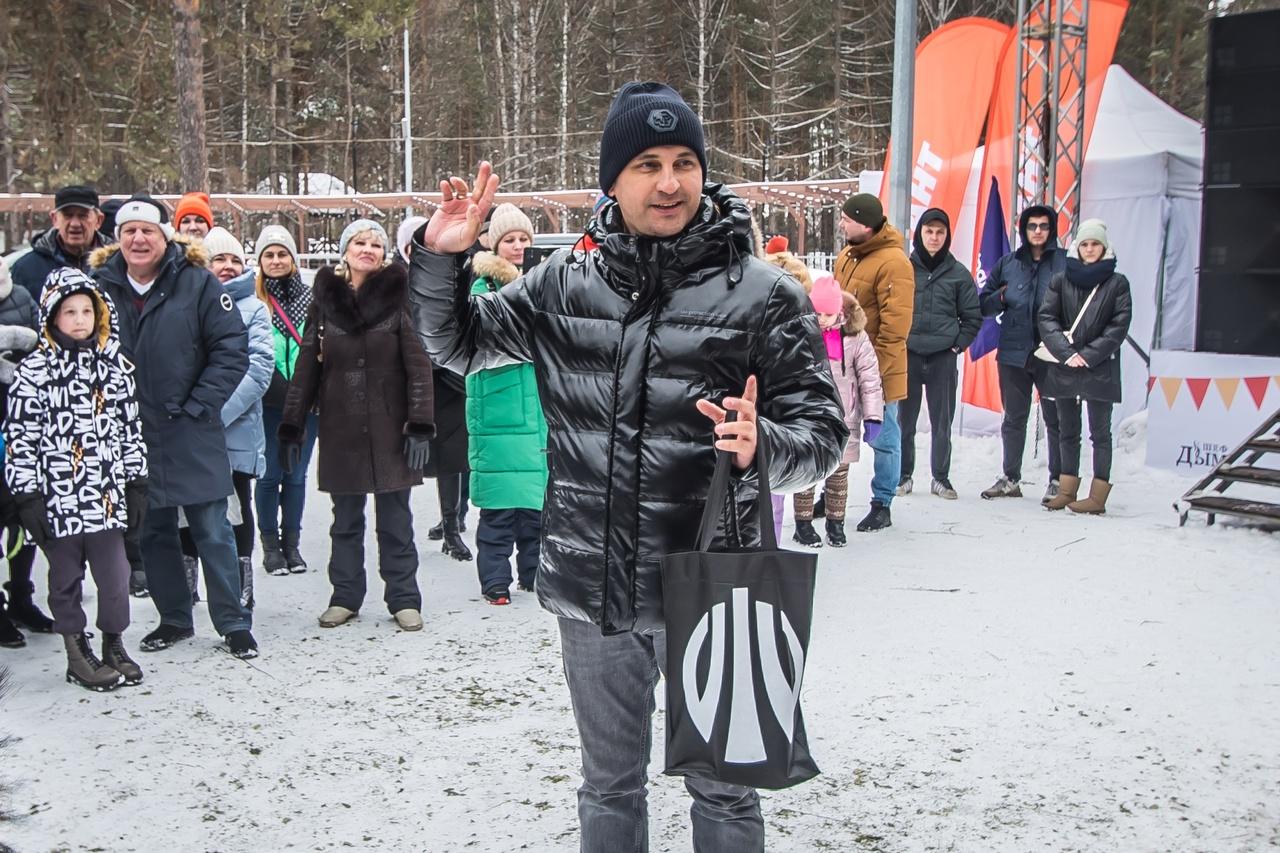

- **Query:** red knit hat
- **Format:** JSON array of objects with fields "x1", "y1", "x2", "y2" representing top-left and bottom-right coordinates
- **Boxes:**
[
  {"x1": 764, "y1": 235, "x2": 789, "y2": 254},
  {"x1": 174, "y1": 192, "x2": 214, "y2": 229},
  {"x1": 809, "y1": 275, "x2": 843, "y2": 315}
]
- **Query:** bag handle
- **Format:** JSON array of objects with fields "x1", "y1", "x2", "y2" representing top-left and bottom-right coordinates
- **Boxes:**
[
  {"x1": 1065, "y1": 284, "x2": 1099, "y2": 339},
  {"x1": 694, "y1": 412, "x2": 779, "y2": 553},
  {"x1": 268, "y1": 294, "x2": 304, "y2": 346}
]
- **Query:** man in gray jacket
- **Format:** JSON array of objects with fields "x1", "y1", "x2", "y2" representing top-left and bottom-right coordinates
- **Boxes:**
[
  {"x1": 409, "y1": 83, "x2": 846, "y2": 853},
  {"x1": 900, "y1": 208, "x2": 981, "y2": 500}
]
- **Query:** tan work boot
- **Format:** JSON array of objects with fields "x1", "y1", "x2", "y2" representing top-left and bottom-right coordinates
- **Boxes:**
[
  {"x1": 1068, "y1": 479, "x2": 1113, "y2": 515},
  {"x1": 1044, "y1": 474, "x2": 1081, "y2": 511},
  {"x1": 318, "y1": 606, "x2": 358, "y2": 628}
]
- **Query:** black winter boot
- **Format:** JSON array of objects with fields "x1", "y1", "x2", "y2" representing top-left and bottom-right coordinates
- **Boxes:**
[
  {"x1": 812, "y1": 494, "x2": 827, "y2": 519},
  {"x1": 260, "y1": 533, "x2": 289, "y2": 576},
  {"x1": 0, "y1": 591, "x2": 25, "y2": 648},
  {"x1": 427, "y1": 520, "x2": 445, "y2": 541},
  {"x1": 4, "y1": 579, "x2": 54, "y2": 633},
  {"x1": 281, "y1": 529, "x2": 308, "y2": 573},
  {"x1": 792, "y1": 520, "x2": 823, "y2": 548},
  {"x1": 101, "y1": 633, "x2": 144, "y2": 685},
  {"x1": 442, "y1": 519, "x2": 472, "y2": 562},
  {"x1": 825, "y1": 518, "x2": 847, "y2": 547},
  {"x1": 856, "y1": 501, "x2": 892, "y2": 532},
  {"x1": 64, "y1": 633, "x2": 123, "y2": 691}
]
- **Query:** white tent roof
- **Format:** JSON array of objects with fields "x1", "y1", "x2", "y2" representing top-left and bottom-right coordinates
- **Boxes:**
[{"x1": 1083, "y1": 65, "x2": 1203, "y2": 200}]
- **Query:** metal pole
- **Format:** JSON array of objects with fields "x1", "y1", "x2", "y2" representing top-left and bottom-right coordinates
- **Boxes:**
[
  {"x1": 1010, "y1": 0, "x2": 1028, "y2": 246},
  {"x1": 888, "y1": 0, "x2": 916, "y2": 236},
  {"x1": 402, "y1": 22, "x2": 413, "y2": 219}
]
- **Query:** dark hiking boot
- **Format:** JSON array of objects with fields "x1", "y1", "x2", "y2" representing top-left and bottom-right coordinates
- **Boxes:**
[
  {"x1": 0, "y1": 596, "x2": 25, "y2": 648},
  {"x1": 812, "y1": 494, "x2": 827, "y2": 519},
  {"x1": 102, "y1": 633, "x2": 143, "y2": 685},
  {"x1": 64, "y1": 633, "x2": 123, "y2": 692},
  {"x1": 825, "y1": 518, "x2": 847, "y2": 548},
  {"x1": 792, "y1": 520, "x2": 823, "y2": 548},
  {"x1": 225, "y1": 629, "x2": 259, "y2": 659},
  {"x1": 4, "y1": 581, "x2": 54, "y2": 633},
  {"x1": 139, "y1": 624, "x2": 195, "y2": 652},
  {"x1": 442, "y1": 524, "x2": 473, "y2": 562},
  {"x1": 281, "y1": 529, "x2": 308, "y2": 574},
  {"x1": 129, "y1": 569, "x2": 150, "y2": 599},
  {"x1": 260, "y1": 533, "x2": 289, "y2": 576},
  {"x1": 427, "y1": 520, "x2": 445, "y2": 541},
  {"x1": 856, "y1": 501, "x2": 892, "y2": 532},
  {"x1": 238, "y1": 556, "x2": 255, "y2": 610}
]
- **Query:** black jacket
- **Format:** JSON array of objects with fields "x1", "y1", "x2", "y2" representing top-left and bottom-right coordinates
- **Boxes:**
[
  {"x1": 908, "y1": 210, "x2": 981, "y2": 356},
  {"x1": 408, "y1": 184, "x2": 847, "y2": 634},
  {"x1": 979, "y1": 205, "x2": 1068, "y2": 369},
  {"x1": 1037, "y1": 258, "x2": 1133, "y2": 404},
  {"x1": 10, "y1": 228, "x2": 106, "y2": 302},
  {"x1": 92, "y1": 238, "x2": 249, "y2": 508}
]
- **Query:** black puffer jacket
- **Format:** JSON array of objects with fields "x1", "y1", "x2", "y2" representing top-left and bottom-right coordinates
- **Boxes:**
[
  {"x1": 408, "y1": 184, "x2": 847, "y2": 635},
  {"x1": 1037, "y1": 257, "x2": 1133, "y2": 404}
]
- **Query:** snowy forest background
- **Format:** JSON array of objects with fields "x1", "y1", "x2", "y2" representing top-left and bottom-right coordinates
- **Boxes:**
[{"x1": 0, "y1": 0, "x2": 1275, "y2": 203}]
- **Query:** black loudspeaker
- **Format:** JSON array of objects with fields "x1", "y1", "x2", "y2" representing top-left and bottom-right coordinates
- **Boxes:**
[{"x1": 1196, "y1": 8, "x2": 1280, "y2": 357}]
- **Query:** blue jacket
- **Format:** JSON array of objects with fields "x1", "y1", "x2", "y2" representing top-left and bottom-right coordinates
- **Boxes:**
[
  {"x1": 221, "y1": 271, "x2": 273, "y2": 476},
  {"x1": 979, "y1": 205, "x2": 1067, "y2": 368},
  {"x1": 10, "y1": 229, "x2": 106, "y2": 302},
  {"x1": 91, "y1": 238, "x2": 248, "y2": 508}
]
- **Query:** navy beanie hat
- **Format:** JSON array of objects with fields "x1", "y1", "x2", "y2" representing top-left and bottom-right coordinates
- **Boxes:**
[{"x1": 598, "y1": 82, "x2": 707, "y2": 195}]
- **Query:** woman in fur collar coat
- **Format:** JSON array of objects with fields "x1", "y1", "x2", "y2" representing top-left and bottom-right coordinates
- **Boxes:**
[{"x1": 280, "y1": 220, "x2": 435, "y2": 632}]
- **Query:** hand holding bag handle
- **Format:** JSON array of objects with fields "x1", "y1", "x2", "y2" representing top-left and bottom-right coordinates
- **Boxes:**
[{"x1": 695, "y1": 411, "x2": 778, "y2": 553}]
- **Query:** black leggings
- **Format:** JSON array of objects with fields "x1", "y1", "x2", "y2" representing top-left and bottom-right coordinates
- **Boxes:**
[
  {"x1": 181, "y1": 471, "x2": 256, "y2": 559},
  {"x1": 1056, "y1": 399, "x2": 1114, "y2": 481}
]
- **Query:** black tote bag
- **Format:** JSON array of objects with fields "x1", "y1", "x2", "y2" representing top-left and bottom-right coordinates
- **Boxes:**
[{"x1": 661, "y1": 429, "x2": 821, "y2": 790}]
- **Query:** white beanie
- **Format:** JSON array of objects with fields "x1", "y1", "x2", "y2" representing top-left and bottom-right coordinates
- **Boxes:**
[
  {"x1": 1071, "y1": 218, "x2": 1112, "y2": 257},
  {"x1": 487, "y1": 204, "x2": 535, "y2": 248},
  {"x1": 115, "y1": 198, "x2": 174, "y2": 240},
  {"x1": 397, "y1": 215, "x2": 428, "y2": 262},
  {"x1": 255, "y1": 224, "x2": 299, "y2": 267},
  {"x1": 339, "y1": 218, "x2": 389, "y2": 259},
  {"x1": 203, "y1": 227, "x2": 245, "y2": 262}
]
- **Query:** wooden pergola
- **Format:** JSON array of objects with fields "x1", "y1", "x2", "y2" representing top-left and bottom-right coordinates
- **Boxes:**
[{"x1": 0, "y1": 179, "x2": 857, "y2": 255}]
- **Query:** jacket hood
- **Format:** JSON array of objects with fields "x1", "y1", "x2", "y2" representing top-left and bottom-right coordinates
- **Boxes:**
[
  {"x1": 37, "y1": 268, "x2": 118, "y2": 350},
  {"x1": 911, "y1": 207, "x2": 952, "y2": 271},
  {"x1": 471, "y1": 251, "x2": 521, "y2": 288},
  {"x1": 222, "y1": 268, "x2": 258, "y2": 301},
  {"x1": 1016, "y1": 204, "x2": 1060, "y2": 256},
  {"x1": 89, "y1": 233, "x2": 209, "y2": 274},
  {"x1": 845, "y1": 221, "x2": 907, "y2": 260},
  {"x1": 800, "y1": 275, "x2": 867, "y2": 335},
  {"x1": 763, "y1": 250, "x2": 813, "y2": 290}
]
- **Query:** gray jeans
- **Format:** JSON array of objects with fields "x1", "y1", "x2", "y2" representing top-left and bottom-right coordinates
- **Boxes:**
[{"x1": 558, "y1": 617, "x2": 765, "y2": 853}]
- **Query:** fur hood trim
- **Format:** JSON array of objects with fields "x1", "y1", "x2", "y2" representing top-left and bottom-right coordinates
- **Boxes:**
[
  {"x1": 88, "y1": 234, "x2": 209, "y2": 271},
  {"x1": 313, "y1": 263, "x2": 407, "y2": 333},
  {"x1": 764, "y1": 250, "x2": 813, "y2": 290},
  {"x1": 470, "y1": 251, "x2": 521, "y2": 287}
]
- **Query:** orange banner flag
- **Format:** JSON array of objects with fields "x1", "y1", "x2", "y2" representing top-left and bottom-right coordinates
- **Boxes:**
[
  {"x1": 880, "y1": 18, "x2": 1012, "y2": 232},
  {"x1": 973, "y1": 0, "x2": 1129, "y2": 269},
  {"x1": 1215, "y1": 377, "x2": 1240, "y2": 409},
  {"x1": 1158, "y1": 377, "x2": 1182, "y2": 409}
]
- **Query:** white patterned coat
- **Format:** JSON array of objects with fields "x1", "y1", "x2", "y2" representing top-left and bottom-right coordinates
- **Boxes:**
[{"x1": 4, "y1": 271, "x2": 148, "y2": 538}]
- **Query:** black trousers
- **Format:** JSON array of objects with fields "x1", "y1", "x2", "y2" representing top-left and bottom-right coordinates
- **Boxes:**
[
  {"x1": 181, "y1": 471, "x2": 255, "y2": 559},
  {"x1": 476, "y1": 508, "x2": 541, "y2": 594},
  {"x1": 327, "y1": 490, "x2": 420, "y2": 614},
  {"x1": 900, "y1": 350, "x2": 959, "y2": 481},
  {"x1": 997, "y1": 362, "x2": 1061, "y2": 483},
  {"x1": 1056, "y1": 398, "x2": 1114, "y2": 481}
]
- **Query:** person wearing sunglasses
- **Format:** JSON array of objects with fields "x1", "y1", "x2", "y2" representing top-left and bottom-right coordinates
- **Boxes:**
[{"x1": 978, "y1": 204, "x2": 1067, "y2": 503}]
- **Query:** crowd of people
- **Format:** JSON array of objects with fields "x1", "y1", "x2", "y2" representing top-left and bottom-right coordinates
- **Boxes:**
[{"x1": 0, "y1": 79, "x2": 1134, "y2": 853}]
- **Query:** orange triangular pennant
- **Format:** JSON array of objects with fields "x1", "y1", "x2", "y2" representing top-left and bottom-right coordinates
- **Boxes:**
[
  {"x1": 1186, "y1": 377, "x2": 1211, "y2": 410},
  {"x1": 1159, "y1": 376, "x2": 1182, "y2": 408},
  {"x1": 1215, "y1": 377, "x2": 1240, "y2": 409},
  {"x1": 1244, "y1": 376, "x2": 1270, "y2": 408},
  {"x1": 1274, "y1": 375, "x2": 1280, "y2": 391}
]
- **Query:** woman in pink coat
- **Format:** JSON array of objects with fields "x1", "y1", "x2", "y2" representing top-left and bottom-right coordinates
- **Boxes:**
[{"x1": 793, "y1": 275, "x2": 884, "y2": 547}]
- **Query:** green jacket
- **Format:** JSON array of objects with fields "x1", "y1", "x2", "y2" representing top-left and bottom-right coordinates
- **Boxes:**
[{"x1": 465, "y1": 253, "x2": 548, "y2": 510}]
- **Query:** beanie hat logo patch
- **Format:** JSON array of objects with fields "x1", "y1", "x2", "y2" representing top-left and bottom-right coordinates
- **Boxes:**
[{"x1": 647, "y1": 109, "x2": 678, "y2": 133}]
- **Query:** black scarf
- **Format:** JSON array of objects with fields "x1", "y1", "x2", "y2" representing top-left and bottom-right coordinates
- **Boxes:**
[
  {"x1": 1065, "y1": 257, "x2": 1116, "y2": 289},
  {"x1": 264, "y1": 271, "x2": 311, "y2": 337}
]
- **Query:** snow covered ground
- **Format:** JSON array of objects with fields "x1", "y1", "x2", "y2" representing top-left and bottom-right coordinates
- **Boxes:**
[{"x1": 2, "y1": 421, "x2": 1278, "y2": 852}]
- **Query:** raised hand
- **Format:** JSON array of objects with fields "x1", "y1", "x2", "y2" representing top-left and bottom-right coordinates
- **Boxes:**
[{"x1": 422, "y1": 161, "x2": 500, "y2": 254}]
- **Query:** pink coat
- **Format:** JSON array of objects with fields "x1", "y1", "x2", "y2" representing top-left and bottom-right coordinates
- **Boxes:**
[{"x1": 825, "y1": 295, "x2": 884, "y2": 464}]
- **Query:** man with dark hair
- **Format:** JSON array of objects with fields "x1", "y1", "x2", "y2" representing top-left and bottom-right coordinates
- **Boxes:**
[
  {"x1": 979, "y1": 204, "x2": 1067, "y2": 502},
  {"x1": 10, "y1": 185, "x2": 107, "y2": 301},
  {"x1": 409, "y1": 82, "x2": 846, "y2": 852}
]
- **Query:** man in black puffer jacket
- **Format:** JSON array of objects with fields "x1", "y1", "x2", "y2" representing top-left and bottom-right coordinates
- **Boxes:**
[
  {"x1": 410, "y1": 83, "x2": 846, "y2": 853},
  {"x1": 902, "y1": 208, "x2": 981, "y2": 500}
]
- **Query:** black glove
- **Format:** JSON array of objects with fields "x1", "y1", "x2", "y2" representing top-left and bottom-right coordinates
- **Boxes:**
[
  {"x1": 403, "y1": 434, "x2": 431, "y2": 470},
  {"x1": 279, "y1": 440, "x2": 302, "y2": 475},
  {"x1": 124, "y1": 478, "x2": 148, "y2": 535},
  {"x1": 14, "y1": 493, "x2": 53, "y2": 548}
]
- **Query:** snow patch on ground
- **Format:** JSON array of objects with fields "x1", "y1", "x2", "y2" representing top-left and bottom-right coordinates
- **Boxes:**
[{"x1": 1, "y1": 430, "x2": 1277, "y2": 852}]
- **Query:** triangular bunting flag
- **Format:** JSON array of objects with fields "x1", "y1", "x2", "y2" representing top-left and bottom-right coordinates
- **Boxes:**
[
  {"x1": 1274, "y1": 375, "x2": 1280, "y2": 391},
  {"x1": 1159, "y1": 376, "x2": 1182, "y2": 408},
  {"x1": 1215, "y1": 377, "x2": 1240, "y2": 409},
  {"x1": 1186, "y1": 377, "x2": 1212, "y2": 410},
  {"x1": 1244, "y1": 376, "x2": 1270, "y2": 408},
  {"x1": 1147, "y1": 375, "x2": 1157, "y2": 394}
]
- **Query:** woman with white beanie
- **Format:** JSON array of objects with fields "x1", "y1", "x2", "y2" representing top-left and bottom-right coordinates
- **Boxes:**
[
  {"x1": 1037, "y1": 218, "x2": 1133, "y2": 514},
  {"x1": 251, "y1": 224, "x2": 317, "y2": 577}
]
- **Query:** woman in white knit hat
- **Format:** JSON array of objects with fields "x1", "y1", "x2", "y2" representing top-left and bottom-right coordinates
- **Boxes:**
[{"x1": 1036, "y1": 218, "x2": 1133, "y2": 514}]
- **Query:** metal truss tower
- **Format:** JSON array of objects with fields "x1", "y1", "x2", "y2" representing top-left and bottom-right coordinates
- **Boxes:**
[{"x1": 1011, "y1": 0, "x2": 1089, "y2": 235}]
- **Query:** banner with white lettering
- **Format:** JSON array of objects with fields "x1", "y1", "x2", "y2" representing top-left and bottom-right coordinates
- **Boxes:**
[{"x1": 1146, "y1": 349, "x2": 1280, "y2": 472}]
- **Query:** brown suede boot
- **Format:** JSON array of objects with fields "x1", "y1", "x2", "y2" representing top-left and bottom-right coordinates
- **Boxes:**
[
  {"x1": 1068, "y1": 479, "x2": 1113, "y2": 515},
  {"x1": 1044, "y1": 475, "x2": 1080, "y2": 511}
]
